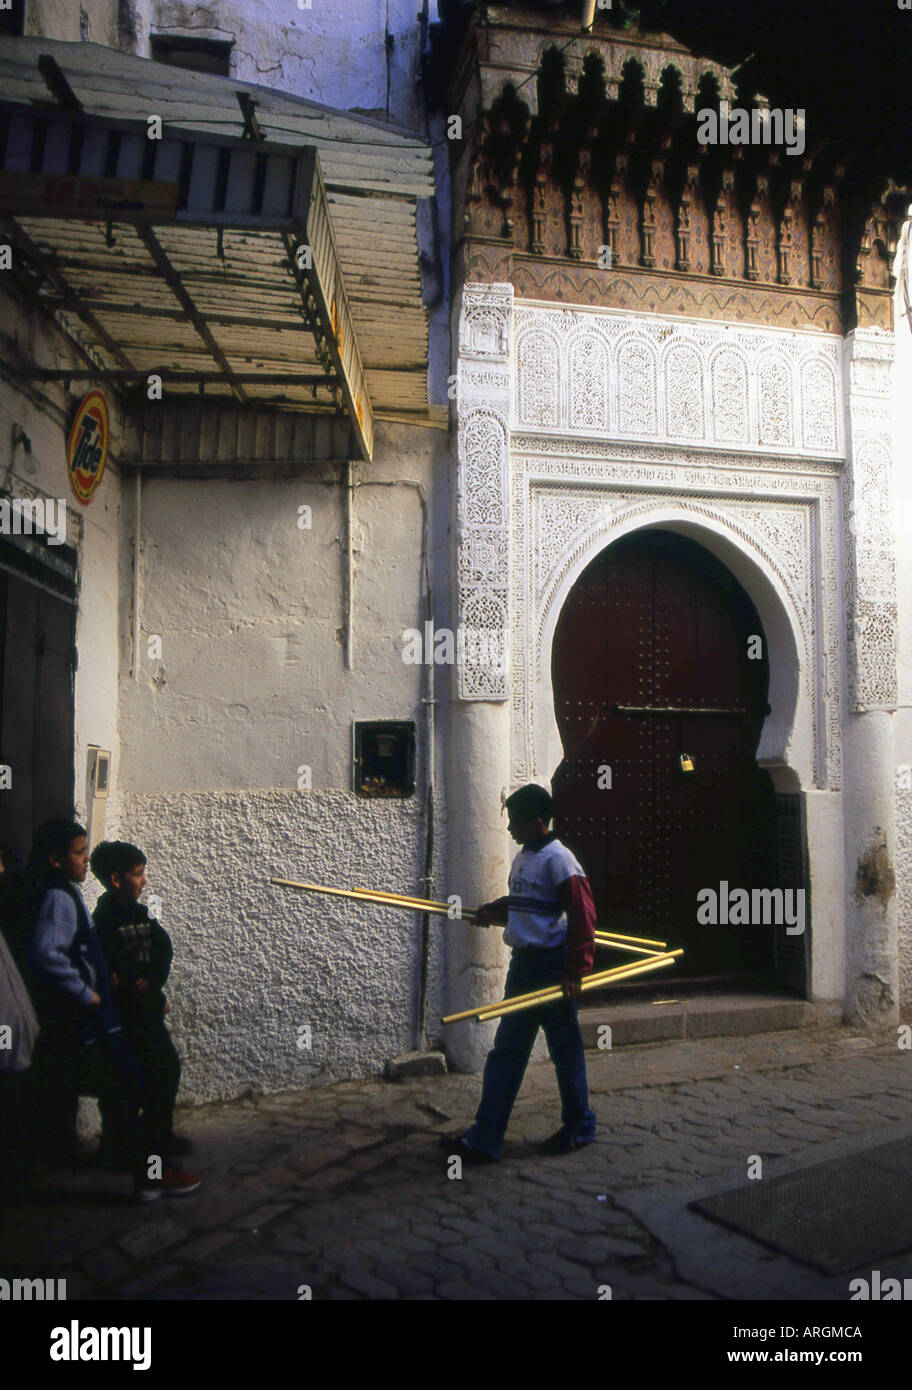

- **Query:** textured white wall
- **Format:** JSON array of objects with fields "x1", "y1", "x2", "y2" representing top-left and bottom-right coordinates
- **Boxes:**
[{"x1": 97, "y1": 788, "x2": 448, "y2": 1098}]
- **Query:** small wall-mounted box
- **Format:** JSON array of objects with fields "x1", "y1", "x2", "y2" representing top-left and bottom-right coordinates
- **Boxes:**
[
  {"x1": 353, "y1": 721, "x2": 416, "y2": 798},
  {"x1": 85, "y1": 746, "x2": 111, "y2": 849}
]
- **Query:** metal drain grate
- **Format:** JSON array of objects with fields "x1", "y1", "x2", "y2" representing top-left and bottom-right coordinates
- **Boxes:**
[{"x1": 691, "y1": 1137, "x2": 912, "y2": 1274}]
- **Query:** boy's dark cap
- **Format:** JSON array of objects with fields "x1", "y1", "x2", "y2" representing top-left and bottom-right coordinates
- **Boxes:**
[{"x1": 504, "y1": 784, "x2": 554, "y2": 823}]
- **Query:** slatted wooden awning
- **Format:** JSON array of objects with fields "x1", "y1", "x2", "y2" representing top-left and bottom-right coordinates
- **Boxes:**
[{"x1": 0, "y1": 39, "x2": 440, "y2": 460}]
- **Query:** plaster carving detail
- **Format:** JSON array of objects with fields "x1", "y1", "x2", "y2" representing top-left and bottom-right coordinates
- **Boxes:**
[
  {"x1": 508, "y1": 438, "x2": 842, "y2": 794},
  {"x1": 896, "y1": 787, "x2": 912, "y2": 1008},
  {"x1": 456, "y1": 284, "x2": 514, "y2": 699},
  {"x1": 664, "y1": 344, "x2": 705, "y2": 440},
  {"x1": 513, "y1": 305, "x2": 844, "y2": 458},
  {"x1": 568, "y1": 331, "x2": 610, "y2": 432},
  {"x1": 616, "y1": 334, "x2": 658, "y2": 436},
  {"x1": 459, "y1": 287, "x2": 512, "y2": 357},
  {"x1": 802, "y1": 359, "x2": 839, "y2": 453},
  {"x1": 757, "y1": 352, "x2": 794, "y2": 449},
  {"x1": 711, "y1": 348, "x2": 751, "y2": 445},
  {"x1": 842, "y1": 329, "x2": 897, "y2": 711},
  {"x1": 457, "y1": 291, "x2": 844, "y2": 792},
  {"x1": 517, "y1": 329, "x2": 560, "y2": 426}
]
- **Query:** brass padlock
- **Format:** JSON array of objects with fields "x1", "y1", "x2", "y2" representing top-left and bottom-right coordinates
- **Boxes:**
[{"x1": 679, "y1": 752, "x2": 695, "y2": 774}]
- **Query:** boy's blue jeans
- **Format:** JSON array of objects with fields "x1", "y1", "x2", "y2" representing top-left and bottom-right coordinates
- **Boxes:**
[{"x1": 462, "y1": 945, "x2": 597, "y2": 1159}]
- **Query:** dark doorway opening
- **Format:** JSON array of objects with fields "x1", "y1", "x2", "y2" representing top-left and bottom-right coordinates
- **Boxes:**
[
  {"x1": 551, "y1": 528, "x2": 804, "y2": 995},
  {"x1": 0, "y1": 537, "x2": 77, "y2": 868},
  {"x1": 0, "y1": 0, "x2": 25, "y2": 37}
]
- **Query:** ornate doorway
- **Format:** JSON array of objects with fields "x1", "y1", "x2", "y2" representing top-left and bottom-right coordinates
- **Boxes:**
[{"x1": 551, "y1": 528, "x2": 782, "y2": 985}]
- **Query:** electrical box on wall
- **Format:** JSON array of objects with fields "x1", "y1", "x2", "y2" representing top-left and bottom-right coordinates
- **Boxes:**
[
  {"x1": 85, "y1": 747, "x2": 111, "y2": 849},
  {"x1": 353, "y1": 721, "x2": 416, "y2": 798}
]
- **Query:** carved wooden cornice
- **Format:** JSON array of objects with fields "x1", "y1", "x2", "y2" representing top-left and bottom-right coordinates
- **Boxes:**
[{"x1": 448, "y1": 7, "x2": 912, "y2": 334}]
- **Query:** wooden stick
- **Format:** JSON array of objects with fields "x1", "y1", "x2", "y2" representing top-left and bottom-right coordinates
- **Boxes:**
[
  {"x1": 473, "y1": 951, "x2": 683, "y2": 1024},
  {"x1": 442, "y1": 949, "x2": 683, "y2": 1025},
  {"x1": 272, "y1": 878, "x2": 665, "y2": 947},
  {"x1": 270, "y1": 878, "x2": 478, "y2": 922},
  {"x1": 593, "y1": 935, "x2": 665, "y2": 957},
  {"x1": 478, "y1": 950, "x2": 681, "y2": 1017},
  {"x1": 352, "y1": 885, "x2": 447, "y2": 908},
  {"x1": 352, "y1": 885, "x2": 472, "y2": 917},
  {"x1": 348, "y1": 886, "x2": 452, "y2": 913},
  {"x1": 439, "y1": 969, "x2": 623, "y2": 1025},
  {"x1": 593, "y1": 930, "x2": 667, "y2": 949},
  {"x1": 352, "y1": 886, "x2": 479, "y2": 923}
]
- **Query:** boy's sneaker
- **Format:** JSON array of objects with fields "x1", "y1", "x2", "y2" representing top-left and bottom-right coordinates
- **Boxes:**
[
  {"x1": 539, "y1": 1129, "x2": 595, "y2": 1155},
  {"x1": 437, "y1": 1135, "x2": 498, "y2": 1165},
  {"x1": 162, "y1": 1166, "x2": 202, "y2": 1196},
  {"x1": 134, "y1": 1167, "x2": 202, "y2": 1202}
]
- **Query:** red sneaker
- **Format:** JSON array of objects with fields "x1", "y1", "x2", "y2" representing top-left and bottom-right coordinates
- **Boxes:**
[{"x1": 162, "y1": 1166, "x2": 202, "y2": 1196}]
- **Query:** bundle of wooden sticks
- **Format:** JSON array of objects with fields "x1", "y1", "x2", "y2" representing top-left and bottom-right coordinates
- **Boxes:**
[{"x1": 270, "y1": 877, "x2": 683, "y2": 1024}]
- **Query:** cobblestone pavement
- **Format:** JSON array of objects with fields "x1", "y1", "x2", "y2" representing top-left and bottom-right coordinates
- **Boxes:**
[{"x1": 4, "y1": 1024, "x2": 912, "y2": 1301}]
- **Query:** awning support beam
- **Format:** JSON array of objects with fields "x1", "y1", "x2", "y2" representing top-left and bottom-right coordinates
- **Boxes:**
[
  {"x1": 69, "y1": 301, "x2": 323, "y2": 336},
  {"x1": 135, "y1": 225, "x2": 248, "y2": 405},
  {"x1": 38, "y1": 54, "x2": 83, "y2": 111},
  {"x1": 236, "y1": 92, "x2": 263, "y2": 142},
  {"x1": 1, "y1": 215, "x2": 136, "y2": 372}
]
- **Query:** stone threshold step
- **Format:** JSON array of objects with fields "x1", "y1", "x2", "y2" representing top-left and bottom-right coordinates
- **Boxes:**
[{"x1": 580, "y1": 993, "x2": 822, "y2": 1049}]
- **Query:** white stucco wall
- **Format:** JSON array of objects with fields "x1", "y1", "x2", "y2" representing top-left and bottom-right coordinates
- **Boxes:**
[
  {"x1": 109, "y1": 421, "x2": 455, "y2": 1096},
  {"x1": 146, "y1": 0, "x2": 438, "y2": 130},
  {"x1": 22, "y1": 0, "x2": 441, "y2": 133},
  {"x1": 116, "y1": 429, "x2": 448, "y2": 792},
  {"x1": 19, "y1": 0, "x2": 434, "y2": 131}
]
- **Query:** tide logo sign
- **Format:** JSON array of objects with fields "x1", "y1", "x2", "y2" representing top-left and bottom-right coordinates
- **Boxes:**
[{"x1": 66, "y1": 390, "x2": 109, "y2": 506}]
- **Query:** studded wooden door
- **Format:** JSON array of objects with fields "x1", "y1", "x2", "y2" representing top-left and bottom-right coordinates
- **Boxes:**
[{"x1": 551, "y1": 529, "x2": 778, "y2": 982}]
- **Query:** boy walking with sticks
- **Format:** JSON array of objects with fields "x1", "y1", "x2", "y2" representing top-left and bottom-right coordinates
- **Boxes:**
[{"x1": 446, "y1": 784, "x2": 598, "y2": 1164}]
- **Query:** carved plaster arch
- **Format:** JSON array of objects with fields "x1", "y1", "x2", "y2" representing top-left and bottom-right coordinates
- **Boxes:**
[{"x1": 531, "y1": 501, "x2": 813, "y2": 794}]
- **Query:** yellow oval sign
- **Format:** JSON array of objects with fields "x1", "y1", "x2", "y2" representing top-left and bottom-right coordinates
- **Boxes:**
[{"x1": 67, "y1": 389, "x2": 109, "y2": 506}]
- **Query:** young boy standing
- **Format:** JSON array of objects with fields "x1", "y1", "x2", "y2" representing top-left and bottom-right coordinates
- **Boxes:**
[
  {"x1": 90, "y1": 840, "x2": 197, "y2": 1189},
  {"x1": 447, "y1": 784, "x2": 598, "y2": 1163},
  {"x1": 25, "y1": 820, "x2": 146, "y2": 1195}
]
